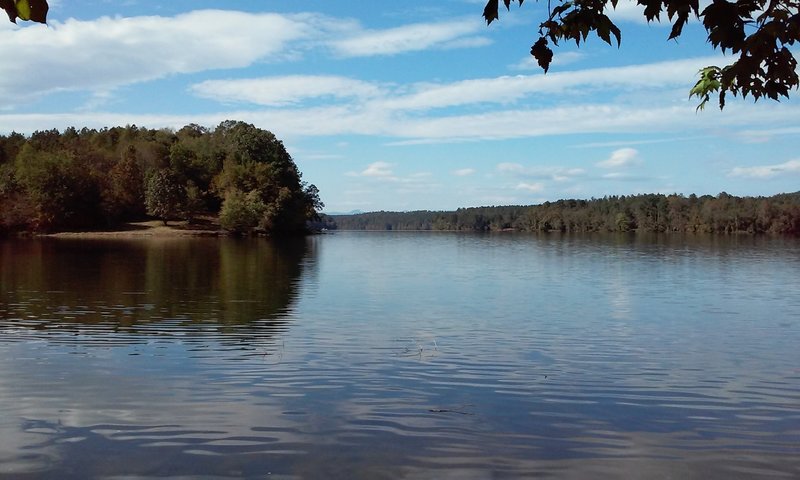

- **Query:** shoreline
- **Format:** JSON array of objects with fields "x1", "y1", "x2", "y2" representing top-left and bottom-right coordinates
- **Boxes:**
[{"x1": 40, "y1": 220, "x2": 228, "y2": 239}]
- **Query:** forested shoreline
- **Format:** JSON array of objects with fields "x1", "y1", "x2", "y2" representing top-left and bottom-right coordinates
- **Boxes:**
[
  {"x1": 3, "y1": 123, "x2": 798, "y2": 237},
  {"x1": 0, "y1": 121, "x2": 322, "y2": 236},
  {"x1": 329, "y1": 192, "x2": 800, "y2": 234}
]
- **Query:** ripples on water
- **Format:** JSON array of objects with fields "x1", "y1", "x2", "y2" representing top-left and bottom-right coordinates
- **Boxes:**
[{"x1": 0, "y1": 233, "x2": 798, "y2": 479}]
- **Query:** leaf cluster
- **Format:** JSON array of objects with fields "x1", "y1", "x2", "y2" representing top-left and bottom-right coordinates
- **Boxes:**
[
  {"x1": 484, "y1": 0, "x2": 800, "y2": 109},
  {"x1": 693, "y1": 0, "x2": 800, "y2": 108}
]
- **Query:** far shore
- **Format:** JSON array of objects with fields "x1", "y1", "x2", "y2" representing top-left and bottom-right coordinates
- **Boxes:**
[{"x1": 41, "y1": 218, "x2": 227, "y2": 239}]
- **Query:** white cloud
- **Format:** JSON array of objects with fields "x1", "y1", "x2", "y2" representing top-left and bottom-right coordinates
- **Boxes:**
[
  {"x1": 601, "y1": 172, "x2": 649, "y2": 181},
  {"x1": 571, "y1": 136, "x2": 703, "y2": 148},
  {"x1": 1, "y1": 6, "x2": 791, "y2": 148},
  {"x1": 453, "y1": 168, "x2": 476, "y2": 176},
  {"x1": 361, "y1": 161, "x2": 395, "y2": 177},
  {"x1": 384, "y1": 102, "x2": 800, "y2": 142},
  {"x1": 510, "y1": 51, "x2": 587, "y2": 71},
  {"x1": 3, "y1": 99, "x2": 799, "y2": 144},
  {"x1": 0, "y1": 24, "x2": 762, "y2": 142},
  {"x1": 516, "y1": 182, "x2": 545, "y2": 192},
  {"x1": 190, "y1": 75, "x2": 384, "y2": 106},
  {"x1": 605, "y1": 0, "x2": 650, "y2": 24},
  {"x1": 597, "y1": 148, "x2": 641, "y2": 168},
  {"x1": 0, "y1": 12, "x2": 494, "y2": 109},
  {"x1": 0, "y1": 11, "x2": 319, "y2": 103},
  {"x1": 189, "y1": 62, "x2": 672, "y2": 111},
  {"x1": 738, "y1": 126, "x2": 800, "y2": 143},
  {"x1": 728, "y1": 159, "x2": 800, "y2": 179},
  {"x1": 497, "y1": 163, "x2": 524, "y2": 173},
  {"x1": 606, "y1": 0, "x2": 712, "y2": 25},
  {"x1": 441, "y1": 36, "x2": 493, "y2": 49},
  {"x1": 377, "y1": 56, "x2": 722, "y2": 111},
  {"x1": 329, "y1": 18, "x2": 487, "y2": 57},
  {"x1": 299, "y1": 153, "x2": 345, "y2": 161},
  {"x1": 498, "y1": 163, "x2": 586, "y2": 180},
  {"x1": 345, "y1": 162, "x2": 439, "y2": 192}
]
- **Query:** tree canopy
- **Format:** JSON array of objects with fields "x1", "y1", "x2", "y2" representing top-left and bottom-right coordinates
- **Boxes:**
[
  {"x1": 484, "y1": 0, "x2": 799, "y2": 109},
  {"x1": 0, "y1": 121, "x2": 323, "y2": 236}
]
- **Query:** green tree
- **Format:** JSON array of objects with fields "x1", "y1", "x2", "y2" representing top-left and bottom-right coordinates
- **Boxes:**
[
  {"x1": 483, "y1": 0, "x2": 799, "y2": 109},
  {"x1": 212, "y1": 121, "x2": 322, "y2": 235},
  {"x1": 219, "y1": 188, "x2": 267, "y2": 234},
  {"x1": 183, "y1": 180, "x2": 206, "y2": 222},
  {"x1": 103, "y1": 145, "x2": 145, "y2": 222},
  {"x1": 144, "y1": 168, "x2": 186, "y2": 225},
  {"x1": 14, "y1": 145, "x2": 102, "y2": 231}
]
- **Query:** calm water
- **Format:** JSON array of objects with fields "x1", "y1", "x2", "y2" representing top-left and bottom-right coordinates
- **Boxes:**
[{"x1": 1, "y1": 232, "x2": 798, "y2": 479}]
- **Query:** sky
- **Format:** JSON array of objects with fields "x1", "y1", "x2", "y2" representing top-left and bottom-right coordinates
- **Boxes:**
[{"x1": 1, "y1": 0, "x2": 798, "y2": 213}]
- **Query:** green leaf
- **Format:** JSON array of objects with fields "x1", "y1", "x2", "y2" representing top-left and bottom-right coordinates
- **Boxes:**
[
  {"x1": 689, "y1": 66, "x2": 722, "y2": 111},
  {"x1": 15, "y1": 0, "x2": 30, "y2": 21}
]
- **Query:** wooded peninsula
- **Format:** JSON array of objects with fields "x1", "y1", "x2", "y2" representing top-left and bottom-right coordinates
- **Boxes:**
[
  {"x1": 0, "y1": 122, "x2": 322, "y2": 236},
  {"x1": 328, "y1": 192, "x2": 800, "y2": 234}
]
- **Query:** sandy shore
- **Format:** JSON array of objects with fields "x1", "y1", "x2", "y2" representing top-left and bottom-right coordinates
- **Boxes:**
[{"x1": 43, "y1": 219, "x2": 227, "y2": 239}]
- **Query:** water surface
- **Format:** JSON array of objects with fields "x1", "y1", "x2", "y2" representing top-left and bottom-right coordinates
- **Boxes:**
[{"x1": 1, "y1": 233, "x2": 798, "y2": 479}]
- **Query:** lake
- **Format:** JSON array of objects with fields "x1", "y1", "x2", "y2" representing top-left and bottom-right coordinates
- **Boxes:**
[{"x1": 1, "y1": 232, "x2": 798, "y2": 479}]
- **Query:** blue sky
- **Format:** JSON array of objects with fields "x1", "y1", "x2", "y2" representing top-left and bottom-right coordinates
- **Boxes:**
[{"x1": 1, "y1": 0, "x2": 798, "y2": 212}]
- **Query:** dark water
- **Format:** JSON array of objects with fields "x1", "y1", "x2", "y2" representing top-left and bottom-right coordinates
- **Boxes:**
[{"x1": 1, "y1": 233, "x2": 798, "y2": 479}]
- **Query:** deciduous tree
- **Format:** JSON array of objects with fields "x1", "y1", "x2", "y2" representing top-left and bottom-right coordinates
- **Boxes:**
[{"x1": 144, "y1": 168, "x2": 186, "y2": 225}]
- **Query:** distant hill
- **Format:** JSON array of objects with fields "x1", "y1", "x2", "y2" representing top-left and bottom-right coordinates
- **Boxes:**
[
  {"x1": 329, "y1": 192, "x2": 800, "y2": 235},
  {"x1": 323, "y1": 209, "x2": 364, "y2": 216}
]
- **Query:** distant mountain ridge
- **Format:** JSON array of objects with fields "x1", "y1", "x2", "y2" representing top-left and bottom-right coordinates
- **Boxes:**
[{"x1": 323, "y1": 209, "x2": 364, "y2": 216}]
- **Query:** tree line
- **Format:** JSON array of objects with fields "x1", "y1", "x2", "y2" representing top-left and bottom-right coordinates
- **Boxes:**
[
  {"x1": 329, "y1": 192, "x2": 800, "y2": 234},
  {"x1": 0, "y1": 121, "x2": 322, "y2": 236}
]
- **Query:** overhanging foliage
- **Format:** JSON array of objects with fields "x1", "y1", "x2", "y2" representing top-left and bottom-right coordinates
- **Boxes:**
[{"x1": 484, "y1": 0, "x2": 800, "y2": 109}]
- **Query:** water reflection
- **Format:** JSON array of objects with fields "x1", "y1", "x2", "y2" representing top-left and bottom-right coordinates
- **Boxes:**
[
  {"x1": 0, "y1": 237, "x2": 313, "y2": 343},
  {"x1": 1, "y1": 233, "x2": 798, "y2": 479}
]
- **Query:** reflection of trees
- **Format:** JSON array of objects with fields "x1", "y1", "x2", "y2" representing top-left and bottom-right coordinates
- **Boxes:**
[{"x1": 0, "y1": 237, "x2": 313, "y2": 343}]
